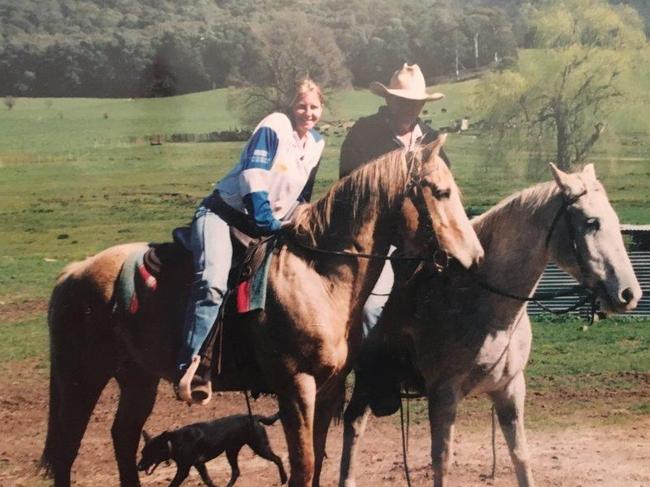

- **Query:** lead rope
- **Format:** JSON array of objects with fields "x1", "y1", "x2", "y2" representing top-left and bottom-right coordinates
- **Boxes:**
[
  {"x1": 243, "y1": 389, "x2": 256, "y2": 435},
  {"x1": 490, "y1": 405, "x2": 497, "y2": 479},
  {"x1": 406, "y1": 395, "x2": 411, "y2": 452},
  {"x1": 399, "y1": 398, "x2": 413, "y2": 487}
]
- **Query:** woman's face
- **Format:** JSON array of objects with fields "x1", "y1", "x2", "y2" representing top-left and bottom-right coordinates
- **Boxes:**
[{"x1": 292, "y1": 91, "x2": 323, "y2": 137}]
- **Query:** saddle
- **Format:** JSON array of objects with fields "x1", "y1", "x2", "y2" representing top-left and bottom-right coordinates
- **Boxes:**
[
  {"x1": 170, "y1": 225, "x2": 274, "y2": 292},
  {"x1": 115, "y1": 226, "x2": 279, "y2": 403},
  {"x1": 169, "y1": 225, "x2": 279, "y2": 403}
]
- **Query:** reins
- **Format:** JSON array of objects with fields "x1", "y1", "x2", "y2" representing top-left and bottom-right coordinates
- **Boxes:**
[
  {"x1": 288, "y1": 238, "x2": 449, "y2": 264},
  {"x1": 399, "y1": 397, "x2": 413, "y2": 487}
]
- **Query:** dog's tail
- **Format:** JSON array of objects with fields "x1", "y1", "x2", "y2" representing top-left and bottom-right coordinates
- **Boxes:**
[{"x1": 257, "y1": 412, "x2": 281, "y2": 426}]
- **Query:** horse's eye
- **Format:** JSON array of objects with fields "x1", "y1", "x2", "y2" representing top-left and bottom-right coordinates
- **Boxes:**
[
  {"x1": 585, "y1": 217, "x2": 600, "y2": 232},
  {"x1": 433, "y1": 188, "x2": 451, "y2": 199}
]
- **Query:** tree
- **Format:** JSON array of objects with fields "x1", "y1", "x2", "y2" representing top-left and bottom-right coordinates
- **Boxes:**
[
  {"x1": 476, "y1": 0, "x2": 646, "y2": 170},
  {"x1": 4, "y1": 96, "x2": 16, "y2": 110},
  {"x1": 141, "y1": 31, "x2": 211, "y2": 97},
  {"x1": 232, "y1": 12, "x2": 351, "y2": 126}
]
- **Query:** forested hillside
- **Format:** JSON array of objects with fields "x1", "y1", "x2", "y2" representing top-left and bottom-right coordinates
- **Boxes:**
[{"x1": 0, "y1": 0, "x2": 646, "y2": 97}]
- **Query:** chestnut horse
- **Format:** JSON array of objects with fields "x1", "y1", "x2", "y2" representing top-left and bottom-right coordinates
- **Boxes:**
[
  {"x1": 40, "y1": 137, "x2": 484, "y2": 487},
  {"x1": 339, "y1": 164, "x2": 641, "y2": 487}
]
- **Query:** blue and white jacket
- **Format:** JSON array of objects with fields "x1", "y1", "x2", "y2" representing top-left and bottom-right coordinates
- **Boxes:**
[{"x1": 212, "y1": 112, "x2": 324, "y2": 234}]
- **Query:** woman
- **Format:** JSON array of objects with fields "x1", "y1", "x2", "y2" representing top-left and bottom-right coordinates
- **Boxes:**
[{"x1": 176, "y1": 79, "x2": 325, "y2": 404}]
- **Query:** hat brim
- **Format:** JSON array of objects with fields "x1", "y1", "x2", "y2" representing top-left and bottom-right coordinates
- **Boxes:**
[{"x1": 369, "y1": 82, "x2": 445, "y2": 102}]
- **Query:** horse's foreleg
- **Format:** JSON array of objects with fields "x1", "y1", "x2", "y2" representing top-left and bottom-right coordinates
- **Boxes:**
[
  {"x1": 278, "y1": 373, "x2": 317, "y2": 487},
  {"x1": 427, "y1": 385, "x2": 459, "y2": 487},
  {"x1": 339, "y1": 373, "x2": 372, "y2": 487},
  {"x1": 313, "y1": 378, "x2": 345, "y2": 487},
  {"x1": 113, "y1": 365, "x2": 159, "y2": 487},
  {"x1": 489, "y1": 372, "x2": 534, "y2": 487}
]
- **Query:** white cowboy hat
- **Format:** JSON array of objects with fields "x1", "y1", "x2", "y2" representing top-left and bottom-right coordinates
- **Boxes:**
[{"x1": 369, "y1": 63, "x2": 444, "y2": 102}]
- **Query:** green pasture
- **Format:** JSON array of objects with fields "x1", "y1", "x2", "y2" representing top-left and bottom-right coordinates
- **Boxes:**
[{"x1": 0, "y1": 51, "x2": 648, "y2": 421}]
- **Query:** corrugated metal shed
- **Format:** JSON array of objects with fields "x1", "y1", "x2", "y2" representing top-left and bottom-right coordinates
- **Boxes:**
[{"x1": 528, "y1": 251, "x2": 650, "y2": 317}]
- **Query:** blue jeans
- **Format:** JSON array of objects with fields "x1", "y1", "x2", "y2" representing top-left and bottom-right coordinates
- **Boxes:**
[
  {"x1": 176, "y1": 207, "x2": 232, "y2": 375},
  {"x1": 362, "y1": 247, "x2": 395, "y2": 337}
]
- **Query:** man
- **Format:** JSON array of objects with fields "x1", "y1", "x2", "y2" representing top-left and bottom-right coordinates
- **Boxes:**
[
  {"x1": 340, "y1": 63, "x2": 449, "y2": 179},
  {"x1": 340, "y1": 63, "x2": 449, "y2": 336}
]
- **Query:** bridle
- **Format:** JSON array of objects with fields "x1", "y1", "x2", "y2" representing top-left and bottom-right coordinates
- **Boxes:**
[
  {"x1": 544, "y1": 189, "x2": 593, "y2": 279},
  {"x1": 479, "y1": 188, "x2": 598, "y2": 318},
  {"x1": 288, "y1": 149, "x2": 450, "y2": 271}
]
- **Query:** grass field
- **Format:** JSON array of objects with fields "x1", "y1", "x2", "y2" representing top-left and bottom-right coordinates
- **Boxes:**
[{"x1": 0, "y1": 51, "x2": 648, "y2": 423}]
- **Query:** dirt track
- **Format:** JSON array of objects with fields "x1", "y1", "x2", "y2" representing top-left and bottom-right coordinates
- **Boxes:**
[{"x1": 1, "y1": 363, "x2": 649, "y2": 487}]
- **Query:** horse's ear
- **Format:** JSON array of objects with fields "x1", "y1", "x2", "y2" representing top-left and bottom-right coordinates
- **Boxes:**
[
  {"x1": 582, "y1": 163, "x2": 596, "y2": 182},
  {"x1": 550, "y1": 162, "x2": 571, "y2": 192},
  {"x1": 423, "y1": 133, "x2": 448, "y2": 164},
  {"x1": 550, "y1": 162, "x2": 584, "y2": 198},
  {"x1": 432, "y1": 133, "x2": 447, "y2": 156},
  {"x1": 142, "y1": 430, "x2": 152, "y2": 444}
]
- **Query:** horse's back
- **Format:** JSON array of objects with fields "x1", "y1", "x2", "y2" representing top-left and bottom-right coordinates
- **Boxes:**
[{"x1": 54, "y1": 242, "x2": 149, "y2": 303}]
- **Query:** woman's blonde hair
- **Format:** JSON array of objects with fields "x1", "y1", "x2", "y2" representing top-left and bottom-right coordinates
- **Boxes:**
[{"x1": 289, "y1": 78, "x2": 324, "y2": 108}]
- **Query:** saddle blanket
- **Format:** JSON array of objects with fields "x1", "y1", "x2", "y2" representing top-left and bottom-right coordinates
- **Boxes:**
[
  {"x1": 115, "y1": 247, "x2": 157, "y2": 315},
  {"x1": 115, "y1": 244, "x2": 273, "y2": 315}
]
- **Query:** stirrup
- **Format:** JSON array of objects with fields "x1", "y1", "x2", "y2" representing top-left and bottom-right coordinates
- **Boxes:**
[{"x1": 177, "y1": 356, "x2": 212, "y2": 405}]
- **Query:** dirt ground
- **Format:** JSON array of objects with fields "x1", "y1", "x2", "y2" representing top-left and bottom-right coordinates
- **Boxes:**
[{"x1": 1, "y1": 362, "x2": 649, "y2": 487}]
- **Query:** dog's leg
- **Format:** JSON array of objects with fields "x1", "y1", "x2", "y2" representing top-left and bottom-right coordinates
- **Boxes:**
[
  {"x1": 168, "y1": 465, "x2": 191, "y2": 487},
  {"x1": 113, "y1": 365, "x2": 159, "y2": 487},
  {"x1": 225, "y1": 447, "x2": 242, "y2": 487},
  {"x1": 249, "y1": 431, "x2": 288, "y2": 485},
  {"x1": 195, "y1": 463, "x2": 217, "y2": 487}
]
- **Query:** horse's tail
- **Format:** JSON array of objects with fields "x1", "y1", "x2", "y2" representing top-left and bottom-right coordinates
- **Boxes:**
[
  {"x1": 40, "y1": 258, "x2": 98, "y2": 476},
  {"x1": 40, "y1": 264, "x2": 84, "y2": 476},
  {"x1": 39, "y1": 344, "x2": 60, "y2": 476},
  {"x1": 257, "y1": 412, "x2": 281, "y2": 426}
]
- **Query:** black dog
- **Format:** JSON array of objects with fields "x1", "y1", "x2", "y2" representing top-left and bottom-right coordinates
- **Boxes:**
[{"x1": 137, "y1": 413, "x2": 287, "y2": 487}]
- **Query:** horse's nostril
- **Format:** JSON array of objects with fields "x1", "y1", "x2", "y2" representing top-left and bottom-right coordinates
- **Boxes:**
[{"x1": 621, "y1": 287, "x2": 634, "y2": 304}]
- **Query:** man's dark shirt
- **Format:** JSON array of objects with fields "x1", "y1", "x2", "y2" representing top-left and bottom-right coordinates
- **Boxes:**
[{"x1": 339, "y1": 106, "x2": 450, "y2": 178}]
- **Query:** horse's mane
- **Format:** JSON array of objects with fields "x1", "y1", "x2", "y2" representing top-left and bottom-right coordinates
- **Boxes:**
[
  {"x1": 472, "y1": 181, "x2": 560, "y2": 242},
  {"x1": 292, "y1": 147, "x2": 412, "y2": 245}
]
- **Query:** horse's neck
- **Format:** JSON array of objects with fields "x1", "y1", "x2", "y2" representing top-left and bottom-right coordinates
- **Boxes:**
[
  {"x1": 282, "y1": 181, "x2": 402, "y2": 336},
  {"x1": 296, "y1": 174, "x2": 402, "y2": 278},
  {"x1": 474, "y1": 186, "x2": 562, "y2": 327},
  {"x1": 307, "y1": 199, "x2": 395, "y2": 286}
]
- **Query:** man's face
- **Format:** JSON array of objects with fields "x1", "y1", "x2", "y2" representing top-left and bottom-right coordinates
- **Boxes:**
[{"x1": 386, "y1": 96, "x2": 426, "y2": 126}]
